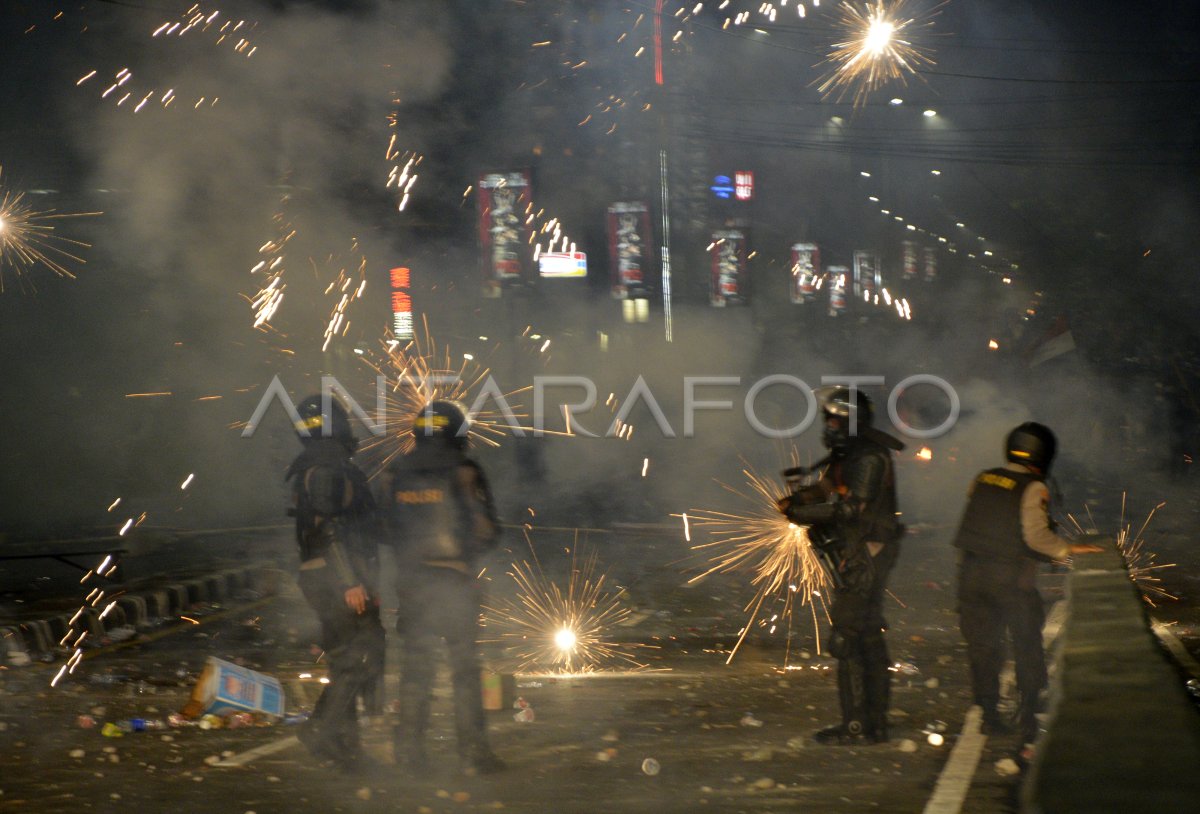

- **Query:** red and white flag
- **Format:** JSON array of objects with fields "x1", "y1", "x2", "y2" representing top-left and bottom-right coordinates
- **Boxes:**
[{"x1": 1027, "y1": 315, "x2": 1076, "y2": 367}]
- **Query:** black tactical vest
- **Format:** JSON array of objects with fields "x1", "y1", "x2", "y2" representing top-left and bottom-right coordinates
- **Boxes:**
[
  {"x1": 952, "y1": 467, "x2": 1043, "y2": 561},
  {"x1": 287, "y1": 441, "x2": 373, "y2": 562},
  {"x1": 387, "y1": 449, "x2": 467, "y2": 562}
]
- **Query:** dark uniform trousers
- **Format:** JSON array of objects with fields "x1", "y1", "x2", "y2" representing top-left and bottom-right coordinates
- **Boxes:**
[
  {"x1": 298, "y1": 565, "x2": 386, "y2": 756},
  {"x1": 395, "y1": 566, "x2": 489, "y2": 761},
  {"x1": 828, "y1": 541, "x2": 900, "y2": 737},
  {"x1": 957, "y1": 553, "x2": 1047, "y2": 731}
]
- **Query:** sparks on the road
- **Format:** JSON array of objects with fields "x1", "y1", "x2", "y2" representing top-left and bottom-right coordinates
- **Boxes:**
[{"x1": 484, "y1": 532, "x2": 649, "y2": 673}]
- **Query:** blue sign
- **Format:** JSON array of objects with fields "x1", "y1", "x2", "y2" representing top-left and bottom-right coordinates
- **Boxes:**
[{"x1": 710, "y1": 175, "x2": 733, "y2": 199}]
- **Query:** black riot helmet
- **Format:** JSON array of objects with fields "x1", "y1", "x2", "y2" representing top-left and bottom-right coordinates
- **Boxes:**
[
  {"x1": 1006, "y1": 422, "x2": 1056, "y2": 474},
  {"x1": 413, "y1": 399, "x2": 470, "y2": 449},
  {"x1": 294, "y1": 394, "x2": 357, "y2": 453},
  {"x1": 817, "y1": 386, "x2": 874, "y2": 451}
]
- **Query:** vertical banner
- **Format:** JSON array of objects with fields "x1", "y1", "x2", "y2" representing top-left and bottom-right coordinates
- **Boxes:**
[
  {"x1": 923, "y1": 247, "x2": 938, "y2": 282},
  {"x1": 853, "y1": 250, "x2": 880, "y2": 301},
  {"x1": 710, "y1": 229, "x2": 747, "y2": 307},
  {"x1": 389, "y1": 266, "x2": 414, "y2": 340},
  {"x1": 828, "y1": 265, "x2": 848, "y2": 317},
  {"x1": 477, "y1": 171, "x2": 533, "y2": 294},
  {"x1": 607, "y1": 201, "x2": 654, "y2": 299},
  {"x1": 901, "y1": 240, "x2": 918, "y2": 281},
  {"x1": 789, "y1": 243, "x2": 820, "y2": 304}
]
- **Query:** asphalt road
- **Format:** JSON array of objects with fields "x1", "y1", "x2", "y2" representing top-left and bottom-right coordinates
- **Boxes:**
[{"x1": 1, "y1": 504, "x2": 1198, "y2": 814}]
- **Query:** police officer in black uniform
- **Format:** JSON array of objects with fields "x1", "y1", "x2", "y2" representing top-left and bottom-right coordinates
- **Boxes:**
[
  {"x1": 379, "y1": 400, "x2": 505, "y2": 775},
  {"x1": 286, "y1": 395, "x2": 385, "y2": 770},
  {"x1": 778, "y1": 386, "x2": 905, "y2": 745},
  {"x1": 952, "y1": 422, "x2": 1097, "y2": 743}
]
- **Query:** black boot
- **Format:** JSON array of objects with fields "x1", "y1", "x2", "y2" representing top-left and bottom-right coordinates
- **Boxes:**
[
  {"x1": 814, "y1": 721, "x2": 879, "y2": 745},
  {"x1": 461, "y1": 746, "x2": 507, "y2": 775}
]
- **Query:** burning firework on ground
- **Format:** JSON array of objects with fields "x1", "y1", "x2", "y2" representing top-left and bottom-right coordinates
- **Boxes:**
[
  {"x1": 0, "y1": 168, "x2": 99, "y2": 291},
  {"x1": 1067, "y1": 494, "x2": 1176, "y2": 606},
  {"x1": 484, "y1": 533, "x2": 649, "y2": 673},
  {"x1": 682, "y1": 458, "x2": 835, "y2": 665},
  {"x1": 355, "y1": 320, "x2": 527, "y2": 473},
  {"x1": 816, "y1": 0, "x2": 939, "y2": 106}
]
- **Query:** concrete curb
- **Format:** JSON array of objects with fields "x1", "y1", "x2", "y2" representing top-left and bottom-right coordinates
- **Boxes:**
[{"x1": 1, "y1": 563, "x2": 278, "y2": 666}]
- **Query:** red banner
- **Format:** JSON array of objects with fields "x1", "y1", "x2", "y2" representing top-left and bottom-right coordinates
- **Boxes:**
[
  {"x1": 607, "y1": 202, "x2": 653, "y2": 299},
  {"x1": 477, "y1": 171, "x2": 533, "y2": 293},
  {"x1": 828, "y1": 265, "x2": 848, "y2": 317},
  {"x1": 901, "y1": 240, "x2": 918, "y2": 281},
  {"x1": 710, "y1": 229, "x2": 747, "y2": 307},
  {"x1": 923, "y1": 246, "x2": 938, "y2": 282},
  {"x1": 789, "y1": 243, "x2": 820, "y2": 304},
  {"x1": 853, "y1": 250, "x2": 880, "y2": 301}
]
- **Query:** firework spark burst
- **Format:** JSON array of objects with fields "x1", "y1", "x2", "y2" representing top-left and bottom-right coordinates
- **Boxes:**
[
  {"x1": 0, "y1": 168, "x2": 99, "y2": 291},
  {"x1": 1068, "y1": 494, "x2": 1176, "y2": 606},
  {"x1": 683, "y1": 458, "x2": 834, "y2": 664},
  {"x1": 816, "y1": 0, "x2": 938, "y2": 107},
  {"x1": 485, "y1": 535, "x2": 649, "y2": 673},
  {"x1": 355, "y1": 320, "x2": 528, "y2": 474}
]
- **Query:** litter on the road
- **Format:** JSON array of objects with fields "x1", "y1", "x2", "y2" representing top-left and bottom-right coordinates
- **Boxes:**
[{"x1": 183, "y1": 656, "x2": 285, "y2": 719}]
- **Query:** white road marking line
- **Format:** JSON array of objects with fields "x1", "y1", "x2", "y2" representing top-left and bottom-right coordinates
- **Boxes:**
[
  {"x1": 923, "y1": 597, "x2": 1070, "y2": 813},
  {"x1": 922, "y1": 706, "x2": 987, "y2": 814},
  {"x1": 212, "y1": 735, "x2": 299, "y2": 767}
]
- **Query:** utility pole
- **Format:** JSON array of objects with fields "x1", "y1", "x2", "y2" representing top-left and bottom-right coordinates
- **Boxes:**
[{"x1": 654, "y1": 0, "x2": 674, "y2": 343}]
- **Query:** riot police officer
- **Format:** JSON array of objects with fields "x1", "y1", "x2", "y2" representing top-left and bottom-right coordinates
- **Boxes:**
[
  {"x1": 778, "y1": 386, "x2": 904, "y2": 744},
  {"x1": 379, "y1": 400, "x2": 505, "y2": 775},
  {"x1": 952, "y1": 422, "x2": 1097, "y2": 743},
  {"x1": 286, "y1": 394, "x2": 385, "y2": 771}
]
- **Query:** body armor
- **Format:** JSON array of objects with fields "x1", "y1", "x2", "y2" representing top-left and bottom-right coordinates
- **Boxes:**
[{"x1": 953, "y1": 467, "x2": 1043, "y2": 562}]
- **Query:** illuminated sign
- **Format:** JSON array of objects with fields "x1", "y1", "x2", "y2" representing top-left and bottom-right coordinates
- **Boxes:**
[
  {"x1": 389, "y1": 266, "x2": 414, "y2": 339},
  {"x1": 538, "y1": 251, "x2": 587, "y2": 279},
  {"x1": 710, "y1": 175, "x2": 734, "y2": 199},
  {"x1": 735, "y1": 171, "x2": 754, "y2": 201}
]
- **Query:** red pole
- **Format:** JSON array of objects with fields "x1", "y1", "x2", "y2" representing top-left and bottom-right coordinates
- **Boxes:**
[{"x1": 654, "y1": 0, "x2": 664, "y2": 86}]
